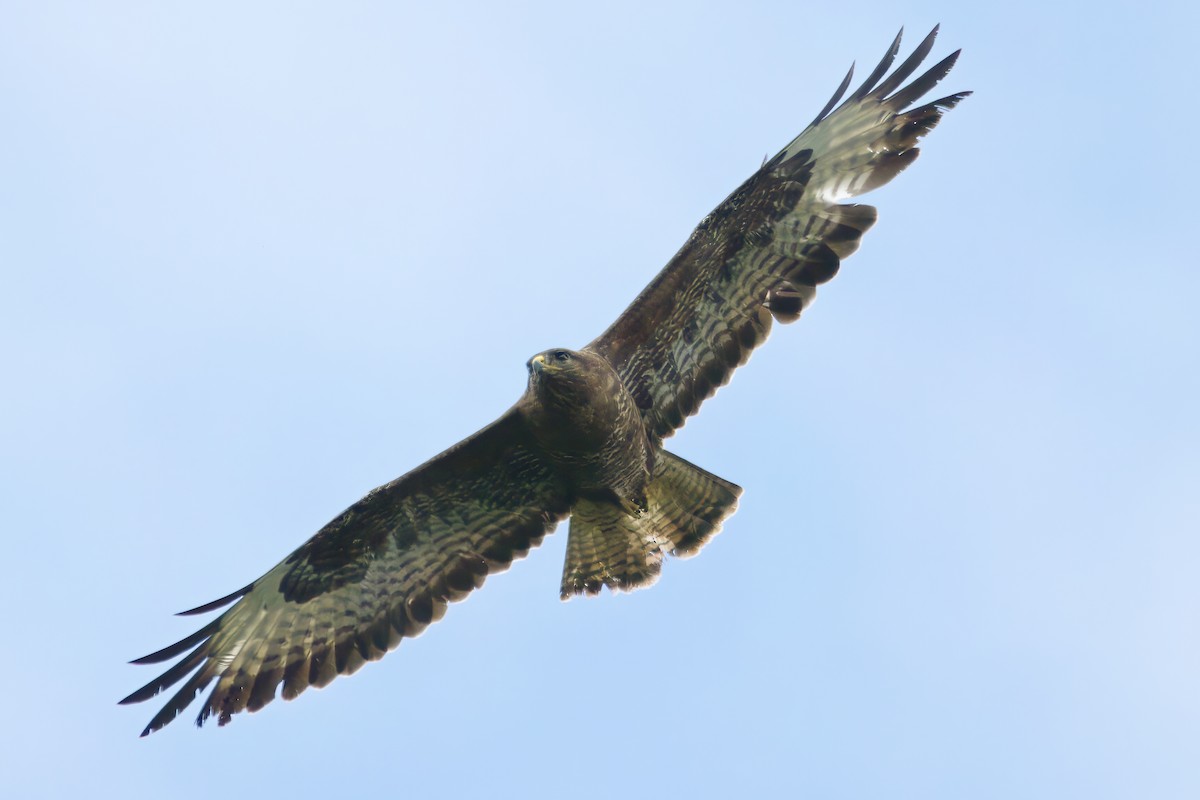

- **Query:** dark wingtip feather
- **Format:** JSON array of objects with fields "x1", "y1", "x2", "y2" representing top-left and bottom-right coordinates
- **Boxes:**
[
  {"x1": 809, "y1": 62, "x2": 855, "y2": 128},
  {"x1": 176, "y1": 582, "x2": 254, "y2": 616},
  {"x1": 849, "y1": 27, "x2": 903, "y2": 101},
  {"x1": 128, "y1": 618, "x2": 219, "y2": 665},
  {"x1": 871, "y1": 24, "x2": 941, "y2": 100},
  {"x1": 121, "y1": 635, "x2": 214, "y2": 707},
  {"x1": 885, "y1": 49, "x2": 962, "y2": 108},
  {"x1": 905, "y1": 91, "x2": 973, "y2": 128},
  {"x1": 929, "y1": 90, "x2": 972, "y2": 110},
  {"x1": 137, "y1": 668, "x2": 216, "y2": 736}
]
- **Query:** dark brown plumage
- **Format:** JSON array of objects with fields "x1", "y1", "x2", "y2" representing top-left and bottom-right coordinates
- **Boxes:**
[{"x1": 122, "y1": 26, "x2": 969, "y2": 735}]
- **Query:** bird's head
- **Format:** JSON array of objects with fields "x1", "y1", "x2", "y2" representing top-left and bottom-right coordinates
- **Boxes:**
[
  {"x1": 526, "y1": 348, "x2": 598, "y2": 411},
  {"x1": 523, "y1": 346, "x2": 627, "y2": 436},
  {"x1": 527, "y1": 347, "x2": 581, "y2": 381}
]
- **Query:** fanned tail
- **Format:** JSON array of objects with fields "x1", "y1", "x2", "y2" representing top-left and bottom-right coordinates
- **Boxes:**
[{"x1": 560, "y1": 451, "x2": 741, "y2": 599}]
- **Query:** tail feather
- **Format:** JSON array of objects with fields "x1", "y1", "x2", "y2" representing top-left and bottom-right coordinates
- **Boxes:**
[{"x1": 560, "y1": 451, "x2": 741, "y2": 599}]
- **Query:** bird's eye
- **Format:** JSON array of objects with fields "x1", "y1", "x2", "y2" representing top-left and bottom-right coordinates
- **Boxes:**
[{"x1": 554, "y1": 350, "x2": 570, "y2": 362}]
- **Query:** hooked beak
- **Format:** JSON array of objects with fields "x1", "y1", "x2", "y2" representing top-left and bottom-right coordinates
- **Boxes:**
[{"x1": 528, "y1": 353, "x2": 546, "y2": 374}]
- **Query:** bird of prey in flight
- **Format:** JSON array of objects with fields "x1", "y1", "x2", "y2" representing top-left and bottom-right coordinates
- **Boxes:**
[{"x1": 123, "y1": 26, "x2": 969, "y2": 735}]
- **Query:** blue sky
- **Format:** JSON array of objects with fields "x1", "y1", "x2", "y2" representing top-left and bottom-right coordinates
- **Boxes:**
[{"x1": 2, "y1": 2, "x2": 1197, "y2": 798}]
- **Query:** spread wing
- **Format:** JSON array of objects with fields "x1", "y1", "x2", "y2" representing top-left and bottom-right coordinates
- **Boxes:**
[
  {"x1": 121, "y1": 409, "x2": 569, "y2": 735},
  {"x1": 589, "y1": 27, "x2": 969, "y2": 440}
]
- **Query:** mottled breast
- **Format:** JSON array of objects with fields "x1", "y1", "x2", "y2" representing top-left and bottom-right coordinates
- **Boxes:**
[{"x1": 521, "y1": 347, "x2": 652, "y2": 506}]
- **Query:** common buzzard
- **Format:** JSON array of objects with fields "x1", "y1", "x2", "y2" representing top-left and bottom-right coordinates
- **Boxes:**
[{"x1": 123, "y1": 27, "x2": 969, "y2": 735}]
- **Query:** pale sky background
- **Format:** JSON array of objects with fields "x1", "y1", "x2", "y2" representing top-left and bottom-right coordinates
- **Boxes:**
[{"x1": 2, "y1": 2, "x2": 1197, "y2": 798}]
